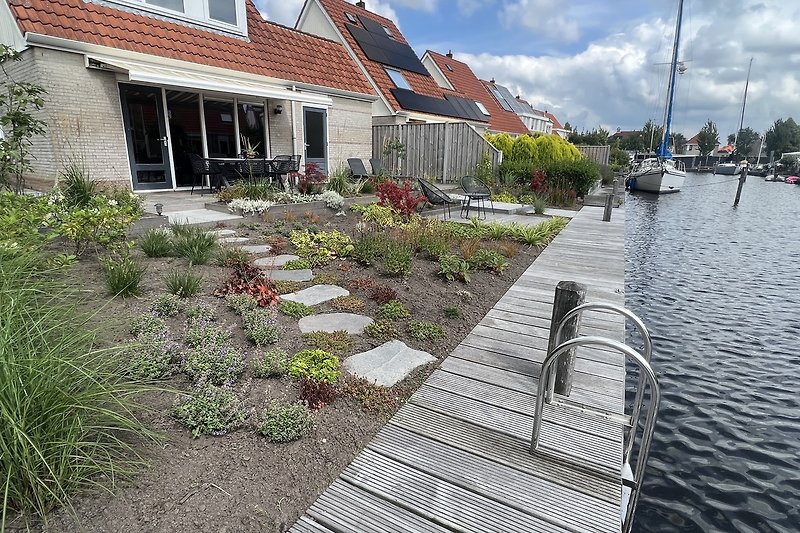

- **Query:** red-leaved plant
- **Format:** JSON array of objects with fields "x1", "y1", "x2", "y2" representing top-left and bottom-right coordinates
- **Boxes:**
[
  {"x1": 214, "y1": 263, "x2": 280, "y2": 307},
  {"x1": 376, "y1": 179, "x2": 425, "y2": 217},
  {"x1": 531, "y1": 169, "x2": 547, "y2": 194},
  {"x1": 296, "y1": 162, "x2": 327, "y2": 194}
]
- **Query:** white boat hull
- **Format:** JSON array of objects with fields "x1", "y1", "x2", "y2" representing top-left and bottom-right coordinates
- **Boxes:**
[
  {"x1": 715, "y1": 164, "x2": 740, "y2": 175},
  {"x1": 630, "y1": 167, "x2": 685, "y2": 194}
]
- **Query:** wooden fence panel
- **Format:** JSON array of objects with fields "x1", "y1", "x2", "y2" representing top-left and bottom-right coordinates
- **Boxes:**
[
  {"x1": 373, "y1": 122, "x2": 502, "y2": 183},
  {"x1": 577, "y1": 145, "x2": 611, "y2": 166}
]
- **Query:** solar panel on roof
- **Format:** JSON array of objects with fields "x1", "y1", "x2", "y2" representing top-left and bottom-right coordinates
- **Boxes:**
[
  {"x1": 390, "y1": 89, "x2": 488, "y2": 122},
  {"x1": 446, "y1": 95, "x2": 486, "y2": 122},
  {"x1": 490, "y1": 87, "x2": 513, "y2": 112},
  {"x1": 345, "y1": 21, "x2": 430, "y2": 76},
  {"x1": 495, "y1": 84, "x2": 530, "y2": 114}
]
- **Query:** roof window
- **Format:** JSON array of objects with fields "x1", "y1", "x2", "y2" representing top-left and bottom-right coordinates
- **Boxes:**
[
  {"x1": 446, "y1": 64, "x2": 453, "y2": 72},
  {"x1": 475, "y1": 101, "x2": 489, "y2": 115},
  {"x1": 382, "y1": 26, "x2": 394, "y2": 37},
  {"x1": 345, "y1": 12, "x2": 358, "y2": 23},
  {"x1": 103, "y1": 0, "x2": 246, "y2": 36},
  {"x1": 385, "y1": 67, "x2": 411, "y2": 90}
]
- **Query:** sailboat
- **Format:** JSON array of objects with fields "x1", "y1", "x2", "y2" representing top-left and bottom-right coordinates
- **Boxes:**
[
  {"x1": 628, "y1": 0, "x2": 686, "y2": 194},
  {"x1": 714, "y1": 58, "x2": 753, "y2": 176}
]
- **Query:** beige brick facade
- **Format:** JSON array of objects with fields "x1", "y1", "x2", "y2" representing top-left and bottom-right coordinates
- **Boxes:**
[{"x1": 326, "y1": 95, "x2": 372, "y2": 174}]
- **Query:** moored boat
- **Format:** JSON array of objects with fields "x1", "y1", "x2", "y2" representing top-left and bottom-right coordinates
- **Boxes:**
[{"x1": 714, "y1": 162, "x2": 740, "y2": 175}]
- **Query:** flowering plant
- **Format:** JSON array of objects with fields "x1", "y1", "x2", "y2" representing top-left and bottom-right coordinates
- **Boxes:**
[
  {"x1": 319, "y1": 190, "x2": 345, "y2": 210},
  {"x1": 227, "y1": 198, "x2": 274, "y2": 216}
]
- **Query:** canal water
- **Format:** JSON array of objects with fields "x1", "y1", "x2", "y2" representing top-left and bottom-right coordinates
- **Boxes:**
[{"x1": 626, "y1": 173, "x2": 800, "y2": 532}]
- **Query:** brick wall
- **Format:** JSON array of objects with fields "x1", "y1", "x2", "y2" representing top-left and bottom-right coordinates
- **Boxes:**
[
  {"x1": 326, "y1": 95, "x2": 372, "y2": 175},
  {"x1": 0, "y1": 47, "x2": 132, "y2": 190}
]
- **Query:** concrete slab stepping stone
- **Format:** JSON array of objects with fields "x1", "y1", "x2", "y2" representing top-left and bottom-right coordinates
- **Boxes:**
[
  {"x1": 343, "y1": 340, "x2": 436, "y2": 387},
  {"x1": 282, "y1": 285, "x2": 349, "y2": 306},
  {"x1": 264, "y1": 269, "x2": 313, "y2": 282},
  {"x1": 208, "y1": 229, "x2": 236, "y2": 237},
  {"x1": 220, "y1": 236, "x2": 249, "y2": 244},
  {"x1": 254, "y1": 254, "x2": 299, "y2": 268},
  {"x1": 298, "y1": 313, "x2": 373, "y2": 334},
  {"x1": 240, "y1": 244, "x2": 272, "y2": 254}
]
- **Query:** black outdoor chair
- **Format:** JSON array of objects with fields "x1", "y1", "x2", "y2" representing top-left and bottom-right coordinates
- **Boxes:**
[
  {"x1": 348, "y1": 158, "x2": 373, "y2": 179},
  {"x1": 270, "y1": 155, "x2": 301, "y2": 191},
  {"x1": 460, "y1": 175, "x2": 493, "y2": 219},
  {"x1": 370, "y1": 158, "x2": 384, "y2": 175},
  {"x1": 189, "y1": 153, "x2": 223, "y2": 195},
  {"x1": 418, "y1": 178, "x2": 463, "y2": 220},
  {"x1": 237, "y1": 158, "x2": 270, "y2": 185}
]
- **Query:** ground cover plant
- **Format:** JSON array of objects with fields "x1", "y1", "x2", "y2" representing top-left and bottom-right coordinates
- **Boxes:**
[{"x1": 257, "y1": 402, "x2": 314, "y2": 443}]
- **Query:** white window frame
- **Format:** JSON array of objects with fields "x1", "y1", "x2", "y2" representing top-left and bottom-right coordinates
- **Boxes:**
[
  {"x1": 101, "y1": 0, "x2": 247, "y2": 36},
  {"x1": 385, "y1": 67, "x2": 411, "y2": 90},
  {"x1": 475, "y1": 101, "x2": 489, "y2": 116}
]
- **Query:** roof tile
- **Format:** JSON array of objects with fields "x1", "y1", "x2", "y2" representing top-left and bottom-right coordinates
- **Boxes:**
[{"x1": 8, "y1": 0, "x2": 374, "y2": 95}]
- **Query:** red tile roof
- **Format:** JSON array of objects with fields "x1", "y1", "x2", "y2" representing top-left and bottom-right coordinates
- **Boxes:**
[
  {"x1": 687, "y1": 133, "x2": 700, "y2": 144},
  {"x1": 317, "y1": 0, "x2": 449, "y2": 115},
  {"x1": 426, "y1": 51, "x2": 528, "y2": 135},
  {"x1": 8, "y1": 0, "x2": 373, "y2": 95},
  {"x1": 544, "y1": 111, "x2": 564, "y2": 130}
]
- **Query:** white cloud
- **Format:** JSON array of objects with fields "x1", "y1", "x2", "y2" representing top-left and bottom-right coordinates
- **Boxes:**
[
  {"x1": 254, "y1": 0, "x2": 304, "y2": 27},
  {"x1": 501, "y1": 0, "x2": 580, "y2": 43},
  {"x1": 457, "y1": 0, "x2": 485, "y2": 16}
]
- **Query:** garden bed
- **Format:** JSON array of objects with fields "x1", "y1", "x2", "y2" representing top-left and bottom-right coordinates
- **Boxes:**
[{"x1": 7, "y1": 206, "x2": 565, "y2": 533}]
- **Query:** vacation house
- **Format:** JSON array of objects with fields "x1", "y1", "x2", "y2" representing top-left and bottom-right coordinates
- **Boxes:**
[
  {"x1": 0, "y1": 0, "x2": 376, "y2": 191},
  {"x1": 296, "y1": 0, "x2": 489, "y2": 129}
]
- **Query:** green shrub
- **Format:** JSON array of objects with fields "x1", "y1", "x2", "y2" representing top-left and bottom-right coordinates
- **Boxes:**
[
  {"x1": 184, "y1": 344, "x2": 246, "y2": 386},
  {"x1": 353, "y1": 203, "x2": 405, "y2": 227},
  {"x1": 352, "y1": 232, "x2": 388, "y2": 265},
  {"x1": 289, "y1": 229, "x2": 353, "y2": 266},
  {"x1": 438, "y1": 254, "x2": 471, "y2": 283},
  {"x1": 123, "y1": 332, "x2": 181, "y2": 379},
  {"x1": 377, "y1": 300, "x2": 410, "y2": 321},
  {"x1": 139, "y1": 228, "x2": 173, "y2": 257},
  {"x1": 302, "y1": 330, "x2": 353, "y2": 354},
  {"x1": 215, "y1": 246, "x2": 252, "y2": 268},
  {"x1": 382, "y1": 241, "x2": 413, "y2": 276},
  {"x1": 443, "y1": 306, "x2": 462, "y2": 319},
  {"x1": 544, "y1": 158, "x2": 601, "y2": 196},
  {"x1": 490, "y1": 192, "x2": 517, "y2": 203},
  {"x1": 288, "y1": 349, "x2": 341, "y2": 384},
  {"x1": 326, "y1": 165, "x2": 350, "y2": 196},
  {"x1": 172, "y1": 225, "x2": 218, "y2": 265},
  {"x1": 252, "y1": 348, "x2": 290, "y2": 378},
  {"x1": 279, "y1": 300, "x2": 314, "y2": 318},
  {"x1": 225, "y1": 293, "x2": 258, "y2": 315},
  {"x1": 416, "y1": 230, "x2": 450, "y2": 259},
  {"x1": 532, "y1": 194, "x2": 547, "y2": 214},
  {"x1": 329, "y1": 295, "x2": 365, "y2": 312},
  {"x1": 57, "y1": 191, "x2": 144, "y2": 256},
  {"x1": 483, "y1": 221, "x2": 511, "y2": 240},
  {"x1": 407, "y1": 320, "x2": 445, "y2": 341},
  {"x1": 186, "y1": 302, "x2": 217, "y2": 322},
  {"x1": 59, "y1": 160, "x2": 97, "y2": 207},
  {"x1": 511, "y1": 217, "x2": 567, "y2": 247},
  {"x1": 172, "y1": 385, "x2": 245, "y2": 438},
  {"x1": 184, "y1": 321, "x2": 232, "y2": 348},
  {"x1": 103, "y1": 255, "x2": 145, "y2": 297},
  {"x1": 484, "y1": 132, "x2": 514, "y2": 159},
  {"x1": 166, "y1": 269, "x2": 203, "y2": 298},
  {"x1": 365, "y1": 319, "x2": 400, "y2": 341},
  {"x1": 0, "y1": 249, "x2": 156, "y2": 521},
  {"x1": 283, "y1": 258, "x2": 312, "y2": 270},
  {"x1": 242, "y1": 308, "x2": 282, "y2": 345},
  {"x1": 469, "y1": 249, "x2": 510, "y2": 273},
  {"x1": 258, "y1": 402, "x2": 314, "y2": 442},
  {"x1": 151, "y1": 293, "x2": 185, "y2": 317},
  {"x1": 129, "y1": 312, "x2": 167, "y2": 337}
]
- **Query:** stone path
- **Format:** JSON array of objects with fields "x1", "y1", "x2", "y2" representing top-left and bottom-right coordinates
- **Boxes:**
[
  {"x1": 282, "y1": 285, "x2": 349, "y2": 306},
  {"x1": 208, "y1": 229, "x2": 236, "y2": 237},
  {"x1": 343, "y1": 340, "x2": 436, "y2": 387},
  {"x1": 240, "y1": 244, "x2": 272, "y2": 254},
  {"x1": 219, "y1": 236, "x2": 249, "y2": 244},
  {"x1": 254, "y1": 255, "x2": 300, "y2": 268},
  {"x1": 266, "y1": 270, "x2": 314, "y2": 282},
  {"x1": 298, "y1": 313, "x2": 373, "y2": 334}
]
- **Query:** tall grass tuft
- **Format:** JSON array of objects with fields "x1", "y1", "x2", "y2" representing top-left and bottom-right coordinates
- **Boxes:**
[
  {"x1": 0, "y1": 250, "x2": 157, "y2": 527},
  {"x1": 139, "y1": 228, "x2": 173, "y2": 257},
  {"x1": 172, "y1": 224, "x2": 217, "y2": 266},
  {"x1": 165, "y1": 269, "x2": 203, "y2": 298},
  {"x1": 58, "y1": 159, "x2": 97, "y2": 207},
  {"x1": 103, "y1": 255, "x2": 146, "y2": 297}
]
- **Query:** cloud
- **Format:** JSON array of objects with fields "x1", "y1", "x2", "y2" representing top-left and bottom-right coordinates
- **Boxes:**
[
  {"x1": 500, "y1": 0, "x2": 580, "y2": 43},
  {"x1": 457, "y1": 0, "x2": 486, "y2": 16},
  {"x1": 253, "y1": 0, "x2": 304, "y2": 26}
]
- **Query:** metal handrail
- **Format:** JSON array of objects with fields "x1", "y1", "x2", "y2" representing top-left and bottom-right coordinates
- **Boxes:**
[
  {"x1": 552, "y1": 302, "x2": 653, "y2": 463},
  {"x1": 531, "y1": 336, "x2": 660, "y2": 533}
]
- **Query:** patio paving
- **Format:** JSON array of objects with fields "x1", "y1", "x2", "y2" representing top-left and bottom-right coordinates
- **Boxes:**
[
  {"x1": 343, "y1": 340, "x2": 436, "y2": 387},
  {"x1": 298, "y1": 313, "x2": 373, "y2": 334},
  {"x1": 282, "y1": 285, "x2": 349, "y2": 306}
]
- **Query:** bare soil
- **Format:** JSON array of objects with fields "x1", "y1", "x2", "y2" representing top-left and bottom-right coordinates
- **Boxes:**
[{"x1": 10, "y1": 209, "x2": 545, "y2": 533}]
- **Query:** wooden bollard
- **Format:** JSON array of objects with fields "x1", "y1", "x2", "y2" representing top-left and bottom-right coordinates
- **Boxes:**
[
  {"x1": 547, "y1": 281, "x2": 586, "y2": 396},
  {"x1": 602, "y1": 193, "x2": 614, "y2": 222}
]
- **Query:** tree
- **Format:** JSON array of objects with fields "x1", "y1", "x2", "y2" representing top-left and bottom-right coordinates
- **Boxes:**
[
  {"x1": 727, "y1": 133, "x2": 736, "y2": 145},
  {"x1": 619, "y1": 132, "x2": 645, "y2": 152},
  {"x1": 671, "y1": 133, "x2": 687, "y2": 154},
  {"x1": 697, "y1": 120, "x2": 719, "y2": 157},
  {"x1": 641, "y1": 119, "x2": 664, "y2": 153},
  {"x1": 764, "y1": 117, "x2": 800, "y2": 157},
  {"x1": 734, "y1": 127, "x2": 760, "y2": 157},
  {"x1": 568, "y1": 128, "x2": 609, "y2": 145},
  {"x1": 0, "y1": 45, "x2": 46, "y2": 193}
]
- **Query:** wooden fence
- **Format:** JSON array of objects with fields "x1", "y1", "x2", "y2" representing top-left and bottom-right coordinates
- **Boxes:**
[
  {"x1": 577, "y1": 145, "x2": 610, "y2": 166},
  {"x1": 372, "y1": 122, "x2": 502, "y2": 183}
]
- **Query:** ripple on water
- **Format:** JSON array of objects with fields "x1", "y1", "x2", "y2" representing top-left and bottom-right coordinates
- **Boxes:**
[{"x1": 626, "y1": 176, "x2": 800, "y2": 532}]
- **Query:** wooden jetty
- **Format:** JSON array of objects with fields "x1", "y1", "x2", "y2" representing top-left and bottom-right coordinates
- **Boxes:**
[{"x1": 290, "y1": 205, "x2": 627, "y2": 533}]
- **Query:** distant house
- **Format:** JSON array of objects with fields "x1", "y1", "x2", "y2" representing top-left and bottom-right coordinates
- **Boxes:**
[
  {"x1": 297, "y1": 0, "x2": 488, "y2": 128},
  {"x1": 420, "y1": 50, "x2": 528, "y2": 136},
  {"x1": 609, "y1": 129, "x2": 640, "y2": 143},
  {"x1": 0, "y1": 0, "x2": 377, "y2": 190},
  {"x1": 479, "y1": 78, "x2": 554, "y2": 136},
  {"x1": 512, "y1": 97, "x2": 554, "y2": 135},
  {"x1": 684, "y1": 133, "x2": 701, "y2": 154},
  {"x1": 544, "y1": 111, "x2": 570, "y2": 139}
]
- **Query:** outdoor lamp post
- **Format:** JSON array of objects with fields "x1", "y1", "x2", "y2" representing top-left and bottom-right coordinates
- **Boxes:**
[{"x1": 155, "y1": 203, "x2": 163, "y2": 216}]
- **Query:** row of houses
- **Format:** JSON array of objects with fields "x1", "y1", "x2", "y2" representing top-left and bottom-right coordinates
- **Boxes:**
[
  {"x1": 0, "y1": 0, "x2": 567, "y2": 192},
  {"x1": 609, "y1": 129, "x2": 749, "y2": 158}
]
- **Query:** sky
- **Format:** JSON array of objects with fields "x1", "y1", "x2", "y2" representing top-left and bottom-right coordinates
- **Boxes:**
[{"x1": 256, "y1": 0, "x2": 800, "y2": 140}]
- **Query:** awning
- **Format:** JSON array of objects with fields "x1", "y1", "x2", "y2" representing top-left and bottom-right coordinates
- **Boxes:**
[{"x1": 86, "y1": 55, "x2": 333, "y2": 106}]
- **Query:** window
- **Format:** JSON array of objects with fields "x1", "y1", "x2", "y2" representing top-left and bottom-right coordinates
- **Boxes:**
[
  {"x1": 475, "y1": 101, "x2": 489, "y2": 115},
  {"x1": 382, "y1": 26, "x2": 393, "y2": 37},
  {"x1": 446, "y1": 64, "x2": 453, "y2": 72},
  {"x1": 208, "y1": 0, "x2": 237, "y2": 25},
  {"x1": 385, "y1": 68, "x2": 411, "y2": 90},
  {"x1": 345, "y1": 12, "x2": 358, "y2": 23},
  {"x1": 147, "y1": 0, "x2": 184, "y2": 11}
]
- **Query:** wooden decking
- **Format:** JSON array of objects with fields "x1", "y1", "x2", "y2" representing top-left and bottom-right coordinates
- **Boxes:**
[{"x1": 290, "y1": 206, "x2": 626, "y2": 533}]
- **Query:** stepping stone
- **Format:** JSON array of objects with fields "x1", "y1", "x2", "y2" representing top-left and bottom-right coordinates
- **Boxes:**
[
  {"x1": 282, "y1": 284, "x2": 348, "y2": 306},
  {"x1": 240, "y1": 244, "x2": 272, "y2": 254},
  {"x1": 208, "y1": 229, "x2": 236, "y2": 237},
  {"x1": 298, "y1": 313, "x2": 373, "y2": 334},
  {"x1": 220, "y1": 237, "x2": 249, "y2": 244},
  {"x1": 344, "y1": 340, "x2": 436, "y2": 387},
  {"x1": 254, "y1": 254, "x2": 300, "y2": 268},
  {"x1": 265, "y1": 269, "x2": 313, "y2": 282}
]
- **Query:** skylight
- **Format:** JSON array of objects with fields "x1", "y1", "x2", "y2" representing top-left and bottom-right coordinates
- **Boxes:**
[
  {"x1": 382, "y1": 26, "x2": 393, "y2": 37},
  {"x1": 475, "y1": 101, "x2": 489, "y2": 115},
  {"x1": 385, "y1": 68, "x2": 411, "y2": 90},
  {"x1": 103, "y1": 0, "x2": 246, "y2": 35},
  {"x1": 446, "y1": 64, "x2": 453, "y2": 72},
  {"x1": 345, "y1": 12, "x2": 357, "y2": 23}
]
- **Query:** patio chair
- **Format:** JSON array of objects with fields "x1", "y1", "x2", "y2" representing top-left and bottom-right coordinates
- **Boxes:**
[
  {"x1": 460, "y1": 175, "x2": 493, "y2": 219},
  {"x1": 189, "y1": 153, "x2": 223, "y2": 195},
  {"x1": 418, "y1": 177, "x2": 462, "y2": 220},
  {"x1": 270, "y1": 155, "x2": 300, "y2": 191},
  {"x1": 369, "y1": 158, "x2": 384, "y2": 175},
  {"x1": 238, "y1": 158, "x2": 270, "y2": 185},
  {"x1": 348, "y1": 158, "x2": 373, "y2": 179}
]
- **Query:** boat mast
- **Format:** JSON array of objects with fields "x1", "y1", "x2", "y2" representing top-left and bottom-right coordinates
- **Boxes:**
[
  {"x1": 657, "y1": 0, "x2": 684, "y2": 158},
  {"x1": 733, "y1": 57, "x2": 754, "y2": 151}
]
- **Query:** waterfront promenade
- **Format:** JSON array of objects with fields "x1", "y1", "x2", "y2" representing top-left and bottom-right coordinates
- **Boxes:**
[{"x1": 290, "y1": 205, "x2": 626, "y2": 533}]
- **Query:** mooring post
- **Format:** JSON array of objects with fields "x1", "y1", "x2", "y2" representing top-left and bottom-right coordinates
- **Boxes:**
[
  {"x1": 547, "y1": 281, "x2": 587, "y2": 397},
  {"x1": 734, "y1": 161, "x2": 749, "y2": 206},
  {"x1": 602, "y1": 193, "x2": 614, "y2": 221}
]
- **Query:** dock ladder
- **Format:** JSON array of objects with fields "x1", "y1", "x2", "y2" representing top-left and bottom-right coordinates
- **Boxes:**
[{"x1": 531, "y1": 302, "x2": 660, "y2": 533}]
